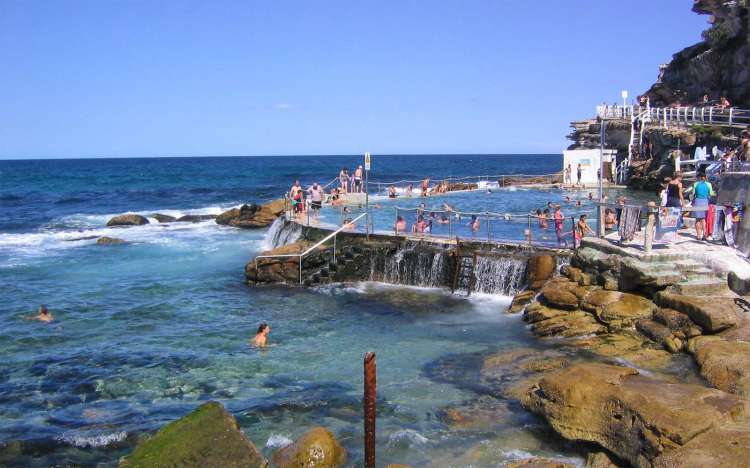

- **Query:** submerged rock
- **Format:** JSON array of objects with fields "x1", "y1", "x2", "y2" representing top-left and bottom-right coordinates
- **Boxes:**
[
  {"x1": 217, "y1": 199, "x2": 285, "y2": 228},
  {"x1": 176, "y1": 214, "x2": 217, "y2": 223},
  {"x1": 509, "y1": 290, "x2": 537, "y2": 314},
  {"x1": 96, "y1": 237, "x2": 127, "y2": 245},
  {"x1": 106, "y1": 214, "x2": 149, "y2": 227},
  {"x1": 149, "y1": 213, "x2": 176, "y2": 223},
  {"x1": 271, "y1": 427, "x2": 346, "y2": 468},
  {"x1": 120, "y1": 401, "x2": 267, "y2": 467},
  {"x1": 522, "y1": 363, "x2": 750, "y2": 468}
]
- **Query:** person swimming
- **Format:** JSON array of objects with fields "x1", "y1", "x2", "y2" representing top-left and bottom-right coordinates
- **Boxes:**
[
  {"x1": 34, "y1": 305, "x2": 53, "y2": 323},
  {"x1": 252, "y1": 323, "x2": 271, "y2": 347}
]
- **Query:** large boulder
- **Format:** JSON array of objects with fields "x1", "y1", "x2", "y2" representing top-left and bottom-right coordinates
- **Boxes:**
[
  {"x1": 509, "y1": 290, "x2": 537, "y2": 314},
  {"x1": 271, "y1": 427, "x2": 346, "y2": 468},
  {"x1": 217, "y1": 200, "x2": 286, "y2": 228},
  {"x1": 581, "y1": 290, "x2": 657, "y2": 330},
  {"x1": 522, "y1": 363, "x2": 750, "y2": 468},
  {"x1": 120, "y1": 401, "x2": 267, "y2": 467},
  {"x1": 655, "y1": 292, "x2": 739, "y2": 333},
  {"x1": 526, "y1": 255, "x2": 557, "y2": 290},
  {"x1": 150, "y1": 213, "x2": 176, "y2": 223},
  {"x1": 106, "y1": 214, "x2": 149, "y2": 227},
  {"x1": 689, "y1": 336, "x2": 750, "y2": 396},
  {"x1": 540, "y1": 279, "x2": 579, "y2": 310},
  {"x1": 245, "y1": 241, "x2": 312, "y2": 284}
]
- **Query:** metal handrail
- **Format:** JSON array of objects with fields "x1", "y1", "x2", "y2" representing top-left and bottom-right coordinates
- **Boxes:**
[
  {"x1": 597, "y1": 104, "x2": 750, "y2": 128},
  {"x1": 254, "y1": 212, "x2": 368, "y2": 285}
]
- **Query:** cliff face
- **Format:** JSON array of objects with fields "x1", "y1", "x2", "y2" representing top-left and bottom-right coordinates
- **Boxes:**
[{"x1": 645, "y1": 0, "x2": 750, "y2": 107}]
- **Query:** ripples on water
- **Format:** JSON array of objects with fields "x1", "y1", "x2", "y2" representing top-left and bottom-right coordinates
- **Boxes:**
[{"x1": 0, "y1": 155, "x2": 641, "y2": 466}]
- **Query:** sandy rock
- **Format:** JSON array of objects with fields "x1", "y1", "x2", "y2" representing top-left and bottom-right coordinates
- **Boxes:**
[
  {"x1": 653, "y1": 308, "x2": 697, "y2": 334},
  {"x1": 689, "y1": 336, "x2": 750, "y2": 396},
  {"x1": 523, "y1": 302, "x2": 568, "y2": 323},
  {"x1": 96, "y1": 237, "x2": 127, "y2": 245},
  {"x1": 523, "y1": 363, "x2": 749, "y2": 468},
  {"x1": 581, "y1": 290, "x2": 657, "y2": 330},
  {"x1": 217, "y1": 200, "x2": 286, "y2": 228},
  {"x1": 585, "y1": 451, "x2": 621, "y2": 468},
  {"x1": 150, "y1": 213, "x2": 176, "y2": 223},
  {"x1": 569, "y1": 332, "x2": 674, "y2": 371},
  {"x1": 635, "y1": 319, "x2": 672, "y2": 346},
  {"x1": 652, "y1": 423, "x2": 750, "y2": 468},
  {"x1": 656, "y1": 292, "x2": 739, "y2": 333},
  {"x1": 106, "y1": 214, "x2": 149, "y2": 227},
  {"x1": 540, "y1": 280, "x2": 579, "y2": 310},
  {"x1": 506, "y1": 458, "x2": 575, "y2": 468},
  {"x1": 272, "y1": 427, "x2": 346, "y2": 468},
  {"x1": 440, "y1": 396, "x2": 518, "y2": 431},
  {"x1": 120, "y1": 401, "x2": 267, "y2": 468},
  {"x1": 530, "y1": 310, "x2": 606, "y2": 338},
  {"x1": 509, "y1": 290, "x2": 537, "y2": 314},
  {"x1": 527, "y1": 255, "x2": 557, "y2": 289}
]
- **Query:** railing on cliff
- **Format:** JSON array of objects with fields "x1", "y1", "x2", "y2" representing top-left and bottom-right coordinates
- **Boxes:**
[
  {"x1": 253, "y1": 212, "x2": 369, "y2": 285},
  {"x1": 597, "y1": 104, "x2": 750, "y2": 128}
]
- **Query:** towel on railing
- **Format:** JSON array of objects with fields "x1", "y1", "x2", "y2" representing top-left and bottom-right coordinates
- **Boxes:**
[
  {"x1": 655, "y1": 207, "x2": 681, "y2": 243},
  {"x1": 619, "y1": 206, "x2": 641, "y2": 242}
]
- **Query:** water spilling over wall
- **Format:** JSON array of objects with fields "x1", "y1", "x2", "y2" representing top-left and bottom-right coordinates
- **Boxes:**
[
  {"x1": 369, "y1": 241, "x2": 528, "y2": 297},
  {"x1": 261, "y1": 217, "x2": 301, "y2": 251}
]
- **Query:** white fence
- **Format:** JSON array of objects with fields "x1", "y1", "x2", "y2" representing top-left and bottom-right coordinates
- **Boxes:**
[{"x1": 597, "y1": 104, "x2": 750, "y2": 128}]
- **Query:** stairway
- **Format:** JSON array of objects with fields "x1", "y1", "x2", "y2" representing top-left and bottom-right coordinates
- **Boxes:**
[{"x1": 303, "y1": 245, "x2": 365, "y2": 287}]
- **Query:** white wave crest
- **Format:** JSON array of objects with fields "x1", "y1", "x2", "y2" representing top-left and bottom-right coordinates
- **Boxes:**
[
  {"x1": 265, "y1": 433, "x2": 293, "y2": 449},
  {"x1": 58, "y1": 430, "x2": 127, "y2": 448},
  {"x1": 386, "y1": 429, "x2": 429, "y2": 448}
]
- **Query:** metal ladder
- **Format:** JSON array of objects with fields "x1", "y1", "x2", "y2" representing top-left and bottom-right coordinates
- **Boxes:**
[{"x1": 452, "y1": 243, "x2": 477, "y2": 296}]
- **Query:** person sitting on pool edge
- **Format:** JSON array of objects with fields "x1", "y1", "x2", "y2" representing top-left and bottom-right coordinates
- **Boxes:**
[
  {"x1": 34, "y1": 305, "x2": 54, "y2": 322},
  {"x1": 252, "y1": 323, "x2": 271, "y2": 347}
]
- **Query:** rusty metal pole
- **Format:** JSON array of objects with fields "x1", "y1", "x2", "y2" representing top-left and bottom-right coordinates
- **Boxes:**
[{"x1": 363, "y1": 352, "x2": 376, "y2": 468}]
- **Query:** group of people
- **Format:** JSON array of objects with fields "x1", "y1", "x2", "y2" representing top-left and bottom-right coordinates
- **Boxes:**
[
  {"x1": 563, "y1": 163, "x2": 590, "y2": 186},
  {"x1": 533, "y1": 199, "x2": 594, "y2": 247},
  {"x1": 338, "y1": 166, "x2": 365, "y2": 194},
  {"x1": 289, "y1": 180, "x2": 325, "y2": 215},
  {"x1": 393, "y1": 202, "x2": 481, "y2": 235},
  {"x1": 659, "y1": 172, "x2": 743, "y2": 244}
]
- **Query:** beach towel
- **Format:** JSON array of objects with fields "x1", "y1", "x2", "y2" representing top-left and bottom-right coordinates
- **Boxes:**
[
  {"x1": 619, "y1": 206, "x2": 641, "y2": 242},
  {"x1": 706, "y1": 204, "x2": 715, "y2": 237},
  {"x1": 655, "y1": 207, "x2": 680, "y2": 243}
]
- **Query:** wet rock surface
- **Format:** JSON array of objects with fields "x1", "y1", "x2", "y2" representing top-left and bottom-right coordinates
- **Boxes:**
[
  {"x1": 689, "y1": 336, "x2": 750, "y2": 396},
  {"x1": 120, "y1": 401, "x2": 267, "y2": 467},
  {"x1": 271, "y1": 427, "x2": 346, "y2": 468},
  {"x1": 655, "y1": 292, "x2": 739, "y2": 333},
  {"x1": 96, "y1": 236, "x2": 127, "y2": 245},
  {"x1": 217, "y1": 199, "x2": 285, "y2": 228},
  {"x1": 522, "y1": 363, "x2": 750, "y2": 468},
  {"x1": 149, "y1": 213, "x2": 176, "y2": 223},
  {"x1": 106, "y1": 214, "x2": 149, "y2": 227}
]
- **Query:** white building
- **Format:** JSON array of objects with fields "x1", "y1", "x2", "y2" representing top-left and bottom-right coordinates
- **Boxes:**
[{"x1": 562, "y1": 149, "x2": 617, "y2": 184}]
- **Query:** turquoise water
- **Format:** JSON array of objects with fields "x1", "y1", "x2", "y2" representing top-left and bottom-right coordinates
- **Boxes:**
[{"x1": 0, "y1": 155, "x2": 647, "y2": 466}]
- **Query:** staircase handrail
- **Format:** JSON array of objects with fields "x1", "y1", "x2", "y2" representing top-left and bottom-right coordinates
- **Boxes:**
[{"x1": 254, "y1": 212, "x2": 368, "y2": 284}]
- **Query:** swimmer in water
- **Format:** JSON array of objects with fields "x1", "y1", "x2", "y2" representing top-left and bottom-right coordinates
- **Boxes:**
[
  {"x1": 34, "y1": 305, "x2": 53, "y2": 322},
  {"x1": 252, "y1": 323, "x2": 271, "y2": 347}
]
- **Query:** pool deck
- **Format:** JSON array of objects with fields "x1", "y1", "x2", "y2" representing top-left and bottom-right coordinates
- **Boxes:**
[{"x1": 582, "y1": 230, "x2": 750, "y2": 281}]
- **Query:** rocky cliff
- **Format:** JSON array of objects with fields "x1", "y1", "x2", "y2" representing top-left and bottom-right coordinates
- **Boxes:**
[{"x1": 645, "y1": 0, "x2": 750, "y2": 107}]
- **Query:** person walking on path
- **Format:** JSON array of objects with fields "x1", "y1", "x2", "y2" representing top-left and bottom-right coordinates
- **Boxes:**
[
  {"x1": 691, "y1": 173, "x2": 715, "y2": 240},
  {"x1": 666, "y1": 173, "x2": 685, "y2": 208}
]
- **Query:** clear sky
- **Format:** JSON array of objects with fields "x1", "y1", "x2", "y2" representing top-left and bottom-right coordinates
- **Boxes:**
[{"x1": 0, "y1": 1, "x2": 708, "y2": 159}]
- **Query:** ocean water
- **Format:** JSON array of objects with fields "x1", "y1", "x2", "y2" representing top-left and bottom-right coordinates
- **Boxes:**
[{"x1": 1, "y1": 155, "x2": 613, "y2": 466}]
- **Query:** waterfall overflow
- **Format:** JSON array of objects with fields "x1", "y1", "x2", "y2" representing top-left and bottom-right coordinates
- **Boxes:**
[{"x1": 249, "y1": 217, "x2": 569, "y2": 297}]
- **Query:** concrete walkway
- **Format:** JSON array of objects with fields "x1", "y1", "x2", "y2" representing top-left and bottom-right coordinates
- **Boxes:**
[{"x1": 582, "y1": 230, "x2": 750, "y2": 282}]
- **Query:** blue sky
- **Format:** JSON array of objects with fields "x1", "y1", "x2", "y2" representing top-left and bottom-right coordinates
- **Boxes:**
[{"x1": 1, "y1": 1, "x2": 707, "y2": 159}]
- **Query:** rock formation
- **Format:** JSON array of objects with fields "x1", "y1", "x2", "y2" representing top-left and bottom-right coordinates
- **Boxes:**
[
  {"x1": 271, "y1": 427, "x2": 347, "y2": 468},
  {"x1": 176, "y1": 214, "x2": 216, "y2": 223},
  {"x1": 645, "y1": 0, "x2": 750, "y2": 107},
  {"x1": 96, "y1": 237, "x2": 127, "y2": 245},
  {"x1": 120, "y1": 401, "x2": 267, "y2": 467},
  {"x1": 149, "y1": 213, "x2": 176, "y2": 223},
  {"x1": 106, "y1": 214, "x2": 149, "y2": 227},
  {"x1": 216, "y1": 199, "x2": 286, "y2": 228}
]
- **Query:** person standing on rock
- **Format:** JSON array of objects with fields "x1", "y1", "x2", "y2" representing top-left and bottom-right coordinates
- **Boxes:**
[
  {"x1": 353, "y1": 166, "x2": 364, "y2": 193},
  {"x1": 251, "y1": 323, "x2": 271, "y2": 348}
]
